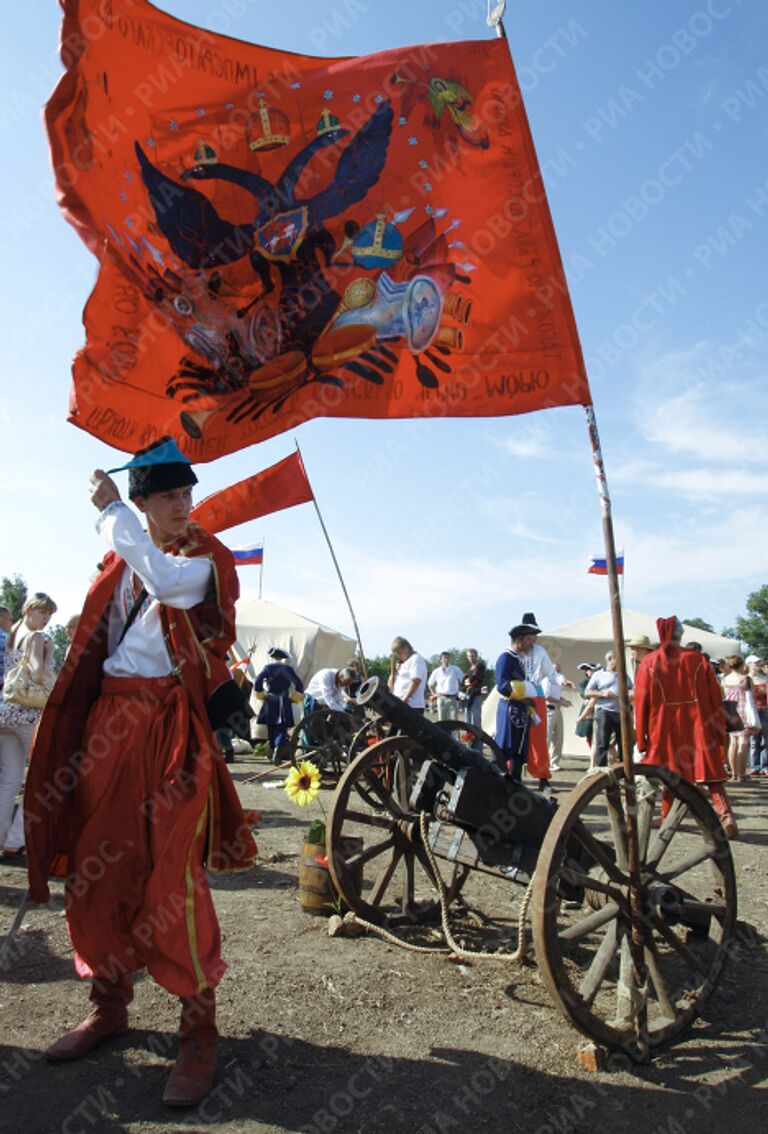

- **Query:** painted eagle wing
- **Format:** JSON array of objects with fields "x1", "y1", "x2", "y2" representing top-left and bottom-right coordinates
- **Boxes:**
[
  {"x1": 300, "y1": 102, "x2": 394, "y2": 225},
  {"x1": 135, "y1": 143, "x2": 254, "y2": 269}
]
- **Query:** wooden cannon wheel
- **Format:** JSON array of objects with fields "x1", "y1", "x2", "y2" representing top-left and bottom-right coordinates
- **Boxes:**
[
  {"x1": 435, "y1": 718, "x2": 504, "y2": 763},
  {"x1": 531, "y1": 765, "x2": 736, "y2": 1054},
  {"x1": 326, "y1": 736, "x2": 467, "y2": 927},
  {"x1": 287, "y1": 709, "x2": 358, "y2": 778}
]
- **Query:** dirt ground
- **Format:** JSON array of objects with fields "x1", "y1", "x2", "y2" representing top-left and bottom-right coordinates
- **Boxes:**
[{"x1": 1, "y1": 749, "x2": 766, "y2": 1134}]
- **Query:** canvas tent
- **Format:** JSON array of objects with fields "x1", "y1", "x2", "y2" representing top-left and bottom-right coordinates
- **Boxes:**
[
  {"x1": 482, "y1": 609, "x2": 740, "y2": 759},
  {"x1": 234, "y1": 598, "x2": 356, "y2": 683},
  {"x1": 233, "y1": 598, "x2": 357, "y2": 742}
]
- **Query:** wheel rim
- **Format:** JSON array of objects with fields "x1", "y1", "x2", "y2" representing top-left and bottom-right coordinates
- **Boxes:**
[
  {"x1": 327, "y1": 736, "x2": 465, "y2": 927},
  {"x1": 288, "y1": 710, "x2": 356, "y2": 777},
  {"x1": 532, "y1": 765, "x2": 736, "y2": 1053},
  {"x1": 435, "y1": 717, "x2": 503, "y2": 763}
]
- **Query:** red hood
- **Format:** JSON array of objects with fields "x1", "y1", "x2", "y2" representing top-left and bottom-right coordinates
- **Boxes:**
[{"x1": 656, "y1": 617, "x2": 679, "y2": 647}]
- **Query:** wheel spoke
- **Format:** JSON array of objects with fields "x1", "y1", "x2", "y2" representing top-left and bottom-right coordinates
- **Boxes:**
[
  {"x1": 344, "y1": 837, "x2": 396, "y2": 869},
  {"x1": 341, "y1": 809, "x2": 394, "y2": 830},
  {"x1": 572, "y1": 820, "x2": 629, "y2": 885},
  {"x1": 655, "y1": 845, "x2": 715, "y2": 883},
  {"x1": 559, "y1": 867, "x2": 627, "y2": 909},
  {"x1": 403, "y1": 852, "x2": 415, "y2": 910},
  {"x1": 579, "y1": 921, "x2": 618, "y2": 1007},
  {"x1": 558, "y1": 901, "x2": 620, "y2": 944},
  {"x1": 648, "y1": 912, "x2": 710, "y2": 977},
  {"x1": 644, "y1": 941, "x2": 677, "y2": 1021},
  {"x1": 645, "y1": 798, "x2": 688, "y2": 870},
  {"x1": 369, "y1": 847, "x2": 402, "y2": 906},
  {"x1": 604, "y1": 783, "x2": 629, "y2": 872}
]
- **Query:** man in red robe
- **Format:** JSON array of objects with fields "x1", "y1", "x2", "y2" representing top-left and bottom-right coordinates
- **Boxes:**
[
  {"x1": 24, "y1": 437, "x2": 257, "y2": 1107},
  {"x1": 634, "y1": 616, "x2": 736, "y2": 838}
]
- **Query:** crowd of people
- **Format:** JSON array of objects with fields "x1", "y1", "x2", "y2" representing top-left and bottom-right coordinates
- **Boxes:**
[{"x1": 0, "y1": 433, "x2": 763, "y2": 1110}]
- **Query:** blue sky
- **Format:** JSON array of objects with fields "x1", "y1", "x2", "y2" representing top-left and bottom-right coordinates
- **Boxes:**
[{"x1": 2, "y1": 1, "x2": 767, "y2": 661}]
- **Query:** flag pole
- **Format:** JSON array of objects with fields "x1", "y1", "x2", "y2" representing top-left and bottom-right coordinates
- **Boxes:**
[
  {"x1": 259, "y1": 538, "x2": 264, "y2": 600},
  {"x1": 488, "y1": 0, "x2": 647, "y2": 1048},
  {"x1": 294, "y1": 441, "x2": 369, "y2": 677}
]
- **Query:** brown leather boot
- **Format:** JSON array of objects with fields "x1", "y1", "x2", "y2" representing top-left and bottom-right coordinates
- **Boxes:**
[
  {"x1": 162, "y1": 988, "x2": 218, "y2": 1107},
  {"x1": 44, "y1": 973, "x2": 133, "y2": 1062}
]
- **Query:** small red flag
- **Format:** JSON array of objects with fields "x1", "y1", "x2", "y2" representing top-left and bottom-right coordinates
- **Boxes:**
[{"x1": 191, "y1": 452, "x2": 312, "y2": 534}]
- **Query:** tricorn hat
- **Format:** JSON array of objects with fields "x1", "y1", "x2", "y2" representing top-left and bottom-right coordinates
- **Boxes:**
[
  {"x1": 508, "y1": 612, "x2": 541, "y2": 638},
  {"x1": 577, "y1": 661, "x2": 599, "y2": 672}
]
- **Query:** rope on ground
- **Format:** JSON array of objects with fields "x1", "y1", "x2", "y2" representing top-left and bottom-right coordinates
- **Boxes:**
[{"x1": 346, "y1": 812, "x2": 534, "y2": 965}]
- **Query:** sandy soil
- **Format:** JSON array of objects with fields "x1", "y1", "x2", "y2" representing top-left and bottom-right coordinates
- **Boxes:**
[{"x1": 1, "y1": 750, "x2": 766, "y2": 1134}]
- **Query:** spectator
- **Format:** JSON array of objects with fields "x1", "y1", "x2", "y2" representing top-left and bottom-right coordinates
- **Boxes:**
[
  {"x1": 543, "y1": 662, "x2": 574, "y2": 773},
  {"x1": 461, "y1": 648, "x2": 487, "y2": 743},
  {"x1": 0, "y1": 592, "x2": 57, "y2": 858},
  {"x1": 389, "y1": 637, "x2": 427, "y2": 713},
  {"x1": 627, "y1": 635, "x2": 653, "y2": 676},
  {"x1": 747, "y1": 656, "x2": 768, "y2": 777},
  {"x1": 427, "y1": 651, "x2": 464, "y2": 721},
  {"x1": 0, "y1": 604, "x2": 13, "y2": 690},
  {"x1": 721, "y1": 655, "x2": 758, "y2": 782},
  {"x1": 686, "y1": 641, "x2": 703, "y2": 653},
  {"x1": 574, "y1": 662, "x2": 599, "y2": 754},
  {"x1": 584, "y1": 651, "x2": 632, "y2": 768}
]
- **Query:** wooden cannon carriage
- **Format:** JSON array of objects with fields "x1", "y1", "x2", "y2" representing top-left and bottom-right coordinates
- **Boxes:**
[{"x1": 325, "y1": 677, "x2": 737, "y2": 1057}]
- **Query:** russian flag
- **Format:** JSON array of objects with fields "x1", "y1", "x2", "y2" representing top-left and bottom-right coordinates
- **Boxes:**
[
  {"x1": 231, "y1": 543, "x2": 264, "y2": 566},
  {"x1": 588, "y1": 554, "x2": 624, "y2": 575}
]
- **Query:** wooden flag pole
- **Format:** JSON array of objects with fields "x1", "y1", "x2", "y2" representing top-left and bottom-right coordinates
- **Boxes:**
[
  {"x1": 294, "y1": 442, "x2": 369, "y2": 677},
  {"x1": 488, "y1": 0, "x2": 647, "y2": 1048},
  {"x1": 259, "y1": 538, "x2": 264, "y2": 600}
]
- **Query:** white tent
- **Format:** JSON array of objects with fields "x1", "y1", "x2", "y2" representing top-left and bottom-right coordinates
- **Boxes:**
[
  {"x1": 482, "y1": 610, "x2": 740, "y2": 758},
  {"x1": 234, "y1": 598, "x2": 357, "y2": 742},
  {"x1": 234, "y1": 597, "x2": 356, "y2": 683}
]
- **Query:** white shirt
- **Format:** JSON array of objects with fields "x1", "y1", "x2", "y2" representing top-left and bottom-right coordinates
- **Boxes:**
[
  {"x1": 393, "y1": 651, "x2": 428, "y2": 708},
  {"x1": 97, "y1": 502, "x2": 212, "y2": 677},
  {"x1": 305, "y1": 668, "x2": 347, "y2": 712},
  {"x1": 520, "y1": 642, "x2": 560, "y2": 698},
  {"x1": 428, "y1": 664, "x2": 463, "y2": 696}
]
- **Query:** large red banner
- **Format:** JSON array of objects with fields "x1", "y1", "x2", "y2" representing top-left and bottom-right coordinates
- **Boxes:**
[{"x1": 47, "y1": 0, "x2": 591, "y2": 460}]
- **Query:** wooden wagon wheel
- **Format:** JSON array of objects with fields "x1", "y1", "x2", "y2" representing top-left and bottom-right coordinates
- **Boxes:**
[
  {"x1": 288, "y1": 710, "x2": 357, "y2": 777},
  {"x1": 326, "y1": 736, "x2": 467, "y2": 927},
  {"x1": 531, "y1": 764, "x2": 736, "y2": 1054},
  {"x1": 435, "y1": 718, "x2": 503, "y2": 763}
]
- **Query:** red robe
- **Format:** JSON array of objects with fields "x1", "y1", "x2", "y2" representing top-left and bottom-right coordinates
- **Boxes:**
[
  {"x1": 25, "y1": 522, "x2": 257, "y2": 903},
  {"x1": 635, "y1": 618, "x2": 727, "y2": 784}
]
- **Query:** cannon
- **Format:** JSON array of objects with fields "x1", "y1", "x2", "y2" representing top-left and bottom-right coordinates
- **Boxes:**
[{"x1": 326, "y1": 677, "x2": 737, "y2": 1055}]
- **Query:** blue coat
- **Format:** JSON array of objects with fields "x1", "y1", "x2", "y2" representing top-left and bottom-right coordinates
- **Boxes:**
[
  {"x1": 494, "y1": 649, "x2": 531, "y2": 763},
  {"x1": 254, "y1": 662, "x2": 304, "y2": 726}
]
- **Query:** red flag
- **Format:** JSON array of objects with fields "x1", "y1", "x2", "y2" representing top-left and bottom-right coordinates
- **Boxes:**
[
  {"x1": 190, "y1": 452, "x2": 312, "y2": 533},
  {"x1": 47, "y1": 0, "x2": 590, "y2": 461}
]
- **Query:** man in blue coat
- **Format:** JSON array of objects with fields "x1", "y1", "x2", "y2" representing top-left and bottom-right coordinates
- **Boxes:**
[{"x1": 495, "y1": 623, "x2": 541, "y2": 781}]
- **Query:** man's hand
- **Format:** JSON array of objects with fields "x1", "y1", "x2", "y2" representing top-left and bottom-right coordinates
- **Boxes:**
[{"x1": 90, "y1": 469, "x2": 121, "y2": 511}]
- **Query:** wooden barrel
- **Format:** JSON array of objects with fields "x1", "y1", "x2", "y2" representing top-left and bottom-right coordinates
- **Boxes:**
[
  {"x1": 298, "y1": 836, "x2": 364, "y2": 916},
  {"x1": 298, "y1": 841, "x2": 334, "y2": 915}
]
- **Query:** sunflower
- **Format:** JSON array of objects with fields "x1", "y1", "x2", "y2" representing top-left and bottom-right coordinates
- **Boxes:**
[{"x1": 284, "y1": 761, "x2": 322, "y2": 806}]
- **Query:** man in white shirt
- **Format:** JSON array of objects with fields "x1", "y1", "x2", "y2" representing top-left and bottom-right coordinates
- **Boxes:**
[
  {"x1": 427, "y1": 652, "x2": 464, "y2": 720},
  {"x1": 26, "y1": 437, "x2": 256, "y2": 1108},
  {"x1": 303, "y1": 666, "x2": 358, "y2": 714},
  {"x1": 389, "y1": 636, "x2": 428, "y2": 712}
]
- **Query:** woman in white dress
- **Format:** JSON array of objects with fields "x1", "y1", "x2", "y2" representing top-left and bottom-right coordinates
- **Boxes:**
[{"x1": 0, "y1": 592, "x2": 57, "y2": 857}]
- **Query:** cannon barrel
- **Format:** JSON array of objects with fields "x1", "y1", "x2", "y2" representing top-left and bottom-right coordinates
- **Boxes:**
[{"x1": 356, "y1": 676, "x2": 502, "y2": 777}]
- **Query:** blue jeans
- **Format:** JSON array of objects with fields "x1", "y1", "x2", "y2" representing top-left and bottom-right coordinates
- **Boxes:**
[{"x1": 749, "y1": 708, "x2": 768, "y2": 772}]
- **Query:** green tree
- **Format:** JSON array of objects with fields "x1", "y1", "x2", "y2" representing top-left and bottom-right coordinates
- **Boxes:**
[
  {"x1": 49, "y1": 624, "x2": 70, "y2": 673},
  {"x1": 682, "y1": 617, "x2": 714, "y2": 634},
  {"x1": 0, "y1": 575, "x2": 27, "y2": 621},
  {"x1": 733, "y1": 585, "x2": 768, "y2": 656},
  {"x1": 364, "y1": 654, "x2": 392, "y2": 686}
]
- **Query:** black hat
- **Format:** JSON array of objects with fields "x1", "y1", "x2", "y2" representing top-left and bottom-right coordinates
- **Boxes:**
[
  {"x1": 509, "y1": 612, "x2": 541, "y2": 638},
  {"x1": 107, "y1": 436, "x2": 198, "y2": 500}
]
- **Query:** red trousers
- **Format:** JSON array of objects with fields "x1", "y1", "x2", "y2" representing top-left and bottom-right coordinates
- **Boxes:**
[
  {"x1": 65, "y1": 676, "x2": 225, "y2": 997},
  {"x1": 660, "y1": 782, "x2": 734, "y2": 822},
  {"x1": 526, "y1": 697, "x2": 551, "y2": 781}
]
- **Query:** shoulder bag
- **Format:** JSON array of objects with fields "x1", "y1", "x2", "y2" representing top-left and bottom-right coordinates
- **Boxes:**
[{"x1": 3, "y1": 633, "x2": 55, "y2": 710}]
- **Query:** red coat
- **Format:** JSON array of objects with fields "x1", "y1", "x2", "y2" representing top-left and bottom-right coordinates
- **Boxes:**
[
  {"x1": 25, "y1": 522, "x2": 257, "y2": 903},
  {"x1": 635, "y1": 631, "x2": 727, "y2": 784}
]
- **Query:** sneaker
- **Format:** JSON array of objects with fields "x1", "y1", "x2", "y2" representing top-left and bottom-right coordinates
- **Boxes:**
[{"x1": 549, "y1": 762, "x2": 560, "y2": 773}]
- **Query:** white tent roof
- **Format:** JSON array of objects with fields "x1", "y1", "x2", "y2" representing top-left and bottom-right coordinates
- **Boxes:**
[
  {"x1": 538, "y1": 609, "x2": 740, "y2": 666},
  {"x1": 234, "y1": 597, "x2": 356, "y2": 683}
]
